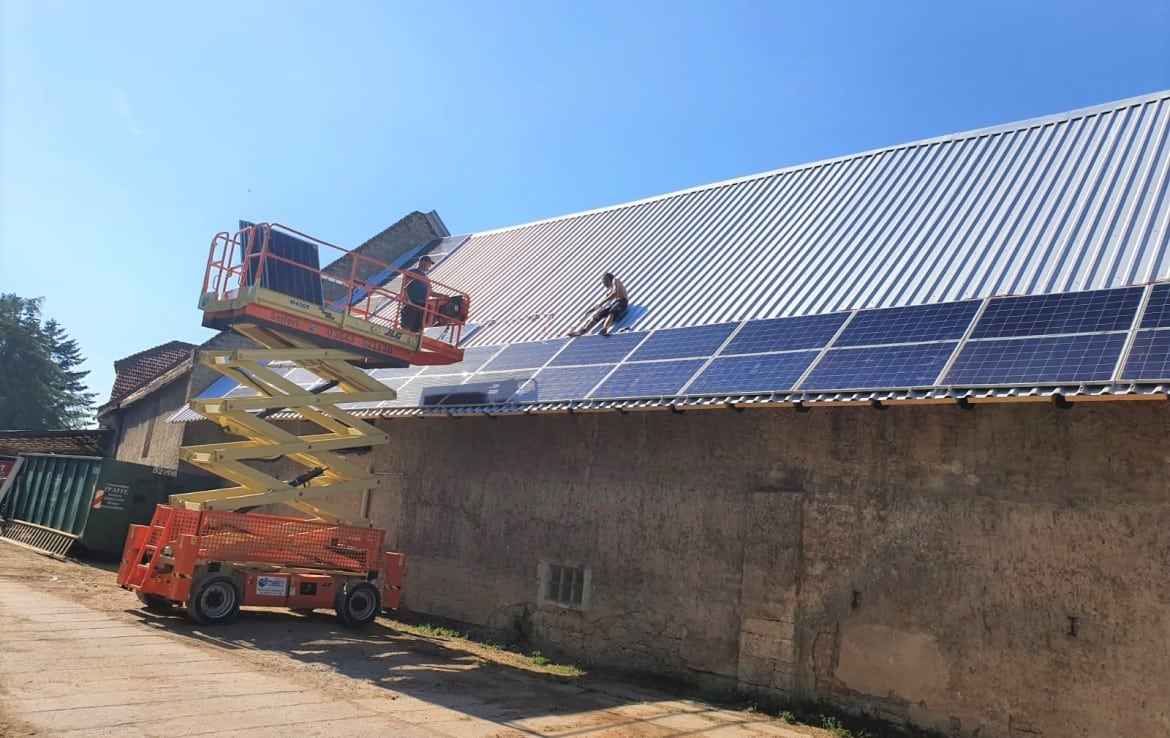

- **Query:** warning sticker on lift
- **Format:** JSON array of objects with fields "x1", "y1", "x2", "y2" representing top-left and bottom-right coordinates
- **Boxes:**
[{"x1": 255, "y1": 576, "x2": 289, "y2": 597}]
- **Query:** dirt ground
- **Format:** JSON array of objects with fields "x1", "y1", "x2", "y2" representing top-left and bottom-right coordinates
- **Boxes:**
[{"x1": 0, "y1": 540, "x2": 833, "y2": 738}]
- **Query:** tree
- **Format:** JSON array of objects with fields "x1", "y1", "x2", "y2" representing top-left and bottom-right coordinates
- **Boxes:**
[{"x1": 0, "y1": 294, "x2": 96, "y2": 429}]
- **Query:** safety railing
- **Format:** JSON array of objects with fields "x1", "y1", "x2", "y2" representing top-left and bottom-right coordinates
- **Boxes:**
[{"x1": 202, "y1": 223, "x2": 470, "y2": 345}]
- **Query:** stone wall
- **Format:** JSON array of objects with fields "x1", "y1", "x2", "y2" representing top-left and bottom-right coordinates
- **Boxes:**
[
  {"x1": 359, "y1": 401, "x2": 1170, "y2": 738},
  {"x1": 110, "y1": 378, "x2": 189, "y2": 470}
]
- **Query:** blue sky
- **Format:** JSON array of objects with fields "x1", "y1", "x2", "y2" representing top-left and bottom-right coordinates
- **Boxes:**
[{"x1": 2, "y1": 0, "x2": 1168, "y2": 409}]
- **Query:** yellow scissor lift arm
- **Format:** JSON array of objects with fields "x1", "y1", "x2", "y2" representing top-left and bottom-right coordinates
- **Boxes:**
[{"x1": 174, "y1": 223, "x2": 469, "y2": 526}]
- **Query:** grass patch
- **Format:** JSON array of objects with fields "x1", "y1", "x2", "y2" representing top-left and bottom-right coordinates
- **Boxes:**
[
  {"x1": 383, "y1": 613, "x2": 586, "y2": 677},
  {"x1": 721, "y1": 691, "x2": 944, "y2": 738},
  {"x1": 529, "y1": 651, "x2": 584, "y2": 676},
  {"x1": 409, "y1": 623, "x2": 463, "y2": 639}
]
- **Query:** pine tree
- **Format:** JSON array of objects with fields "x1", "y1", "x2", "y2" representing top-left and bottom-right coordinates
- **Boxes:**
[{"x1": 0, "y1": 294, "x2": 96, "y2": 429}]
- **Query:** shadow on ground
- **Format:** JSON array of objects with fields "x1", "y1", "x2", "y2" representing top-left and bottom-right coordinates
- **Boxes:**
[{"x1": 128, "y1": 605, "x2": 741, "y2": 734}]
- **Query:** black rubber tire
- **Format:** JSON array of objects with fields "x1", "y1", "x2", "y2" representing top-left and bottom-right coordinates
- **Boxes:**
[
  {"x1": 335, "y1": 581, "x2": 381, "y2": 627},
  {"x1": 187, "y1": 574, "x2": 241, "y2": 625},
  {"x1": 135, "y1": 591, "x2": 175, "y2": 613}
]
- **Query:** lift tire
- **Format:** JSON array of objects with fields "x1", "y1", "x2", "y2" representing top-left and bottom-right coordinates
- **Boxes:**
[
  {"x1": 187, "y1": 574, "x2": 242, "y2": 625},
  {"x1": 336, "y1": 581, "x2": 381, "y2": 627},
  {"x1": 135, "y1": 591, "x2": 175, "y2": 613}
]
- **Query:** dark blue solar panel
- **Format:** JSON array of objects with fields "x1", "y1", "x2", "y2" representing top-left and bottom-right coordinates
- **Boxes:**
[
  {"x1": 835, "y1": 301, "x2": 980, "y2": 347},
  {"x1": 1139, "y1": 283, "x2": 1170, "y2": 329},
  {"x1": 721, "y1": 314, "x2": 848, "y2": 355},
  {"x1": 628, "y1": 324, "x2": 737, "y2": 361},
  {"x1": 800, "y1": 342, "x2": 958, "y2": 390},
  {"x1": 1120, "y1": 329, "x2": 1170, "y2": 381},
  {"x1": 479, "y1": 339, "x2": 568, "y2": 372},
  {"x1": 417, "y1": 345, "x2": 500, "y2": 375},
  {"x1": 509, "y1": 365, "x2": 615, "y2": 402},
  {"x1": 548, "y1": 332, "x2": 645, "y2": 366},
  {"x1": 971, "y1": 287, "x2": 1141, "y2": 339},
  {"x1": 685, "y1": 351, "x2": 820, "y2": 395},
  {"x1": 243, "y1": 226, "x2": 324, "y2": 306},
  {"x1": 591, "y1": 360, "x2": 706, "y2": 399},
  {"x1": 944, "y1": 333, "x2": 1126, "y2": 385}
]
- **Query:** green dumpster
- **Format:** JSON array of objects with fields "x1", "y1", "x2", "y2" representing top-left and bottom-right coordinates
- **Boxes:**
[{"x1": 0, "y1": 454, "x2": 215, "y2": 558}]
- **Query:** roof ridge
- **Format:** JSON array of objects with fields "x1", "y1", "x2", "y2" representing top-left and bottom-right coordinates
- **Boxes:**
[
  {"x1": 471, "y1": 89, "x2": 1170, "y2": 238},
  {"x1": 112, "y1": 339, "x2": 197, "y2": 369}
]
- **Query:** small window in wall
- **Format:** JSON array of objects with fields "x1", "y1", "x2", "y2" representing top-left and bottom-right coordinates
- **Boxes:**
[{"x1": 546, "y1": 564, "x2": 586, "y2": 606}]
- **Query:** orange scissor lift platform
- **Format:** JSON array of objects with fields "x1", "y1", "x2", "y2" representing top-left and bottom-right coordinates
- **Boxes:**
[{"x1": 117, "y1": 223, "x2": 465, "y2": 626}]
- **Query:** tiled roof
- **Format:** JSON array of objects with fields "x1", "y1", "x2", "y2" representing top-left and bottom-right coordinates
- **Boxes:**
[
  {"x1": 107, "y1": 341, "x2": 196, "y2": 404},
  {"x1": 0, "y1": 429, "x2": 109, "y2": 457}
]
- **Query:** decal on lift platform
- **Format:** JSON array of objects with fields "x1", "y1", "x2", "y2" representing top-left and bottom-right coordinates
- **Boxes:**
[{"x1": 255, "y1": 576, "x2": 289, "y2": 597}]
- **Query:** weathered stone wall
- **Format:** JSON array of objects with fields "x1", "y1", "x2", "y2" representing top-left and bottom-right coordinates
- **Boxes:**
[
  {"x1": 362, "y1": 402, "x2": 1170, "y2": 738},
  {"x1": 110, "y1": 379, "x2": 189, "y2": 470}
]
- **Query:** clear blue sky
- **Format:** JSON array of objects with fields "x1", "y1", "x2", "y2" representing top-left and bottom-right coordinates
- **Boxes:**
[{"x1": 2, "y1": 0, "x2": 1168, "y2": 410}]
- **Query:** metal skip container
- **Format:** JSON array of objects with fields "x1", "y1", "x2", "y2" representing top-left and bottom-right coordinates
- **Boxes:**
[{"x1": 0, "y1": 454, "x2": 215, "y2": 558}]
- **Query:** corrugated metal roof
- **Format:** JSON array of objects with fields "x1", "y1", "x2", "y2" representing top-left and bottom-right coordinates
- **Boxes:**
[
  {"x1": 428, "y1": 91, "x2": 1170, "y2": 347},
  {"x1": 167, "y1": 92, "x2": 1170, "y2": 424}
]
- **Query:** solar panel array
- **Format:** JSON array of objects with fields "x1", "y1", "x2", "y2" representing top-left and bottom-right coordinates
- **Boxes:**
[{"x1": 190, "y1": 282, "x2": 1170, "y2": 414}]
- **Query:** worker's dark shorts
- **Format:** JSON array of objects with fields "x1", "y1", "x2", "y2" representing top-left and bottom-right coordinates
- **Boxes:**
[
  {"x1": 595, "y1": 298, "x2": 628, "y2": 322},
  {"x1": 401, "y1": 303, "x2": 424, "y2": 333}
]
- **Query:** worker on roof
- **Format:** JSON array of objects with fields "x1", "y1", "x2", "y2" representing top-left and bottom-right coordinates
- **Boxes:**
[
  {"x1": 400, "y1": 255, "x2": 434, "y2": 333},
  {"x1": 568, "y1": 272, "x2": 629, "y2": 337}
]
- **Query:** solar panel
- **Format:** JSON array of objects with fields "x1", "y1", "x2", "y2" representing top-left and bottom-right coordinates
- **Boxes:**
[
  {"x1": 198, "y1": 365, "x2": 306, "y2": 399},
  {"x1": 944, "y1": 333, "x2": 1127, "y2": 385},
  {"x1": 1120, "y1": 329, "x2": 1170, "y2": 381},
  {"x1": 479, "y1": 339, "x2": 568, "y2": 372},
  {"x1": 720, "y1": 314, "x2": 848, "y2": 355},
  {"x1": 591, "y1": 360, "x2": 706, "y2": 399},
  {"x1": 369, "y1": 365, "x2": 424, "y2": 382},
  {"x1": 392, "y1": 376, "x2": 465, "y2": 407},
  {"x1": 432, "y1": 370, "x2": 539, "y2": 406},
  {"x1": 627, "y1": 324, "x2": 737, "y2": 361},
  {"x1": 196, "y1": 375, "x2": 243, "y2": 399},
  {"x1": 834, "y1": 301, "x2": 980, "y2": 347},
  {"x1": 509, "y1": 365, "x2": 615, "y2": 402},
  {"x1": 548, "y1": 332, "x2": 645, "y2": 366},
  {"x1": 1139, "y1": 283, "x2": 1170, "y2": 329},
  {"x1": 971, "y1": 287, "x2": 1142, "y2": 339},
  {"x1": 800, "y1": 342, "x2": 959, "y2": 390},
  {"x1": 282, "y1": 367, "x2": 322, "y2": 386},
  {"x1": 244, "y1": 227, "x2": 324, "y2": 306},
  {"x1": 224, "y1": 384, "x2": 260, "y2": 398},
  {"x1": 417, "y1": 345, "x2": 500, "y2": 376},
  {"x1": 685, "y1": 351, "x2": 820, "y2": 395}
]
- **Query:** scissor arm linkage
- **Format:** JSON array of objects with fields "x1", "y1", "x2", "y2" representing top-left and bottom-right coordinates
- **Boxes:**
[{"x1": 175, "y1": 324, "x2": 397, "y2": 525}]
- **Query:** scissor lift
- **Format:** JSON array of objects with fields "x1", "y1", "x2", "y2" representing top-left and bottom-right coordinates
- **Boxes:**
[{"x1": 117, "y1": 223, "x2": 468, "y2": 626}]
